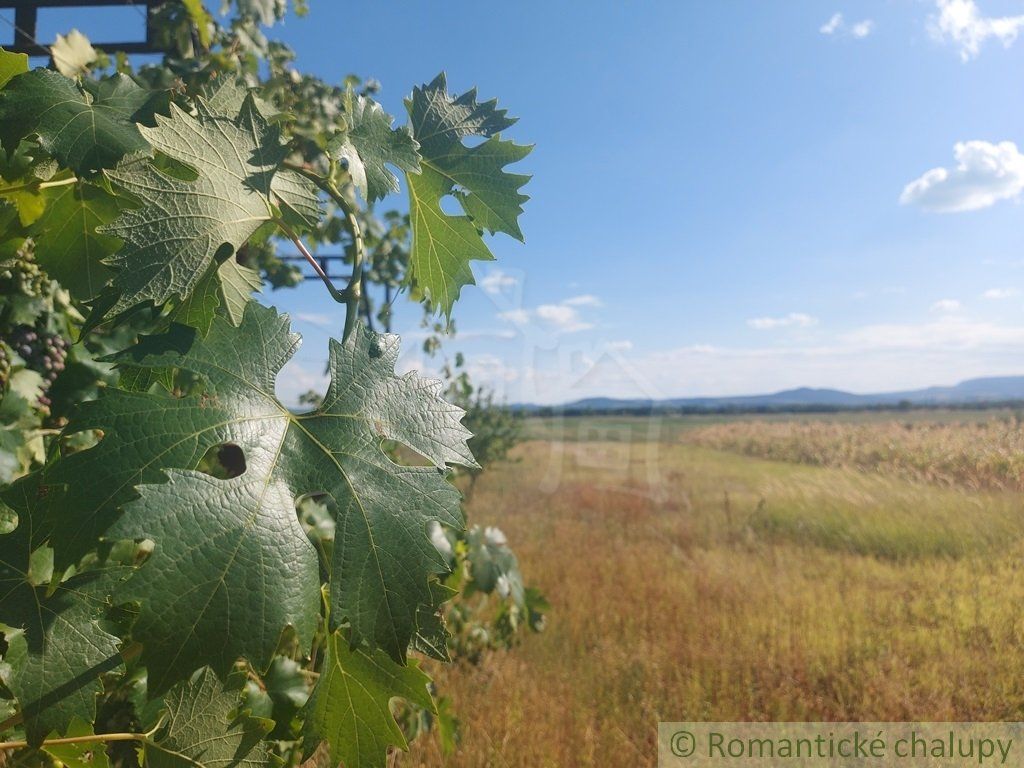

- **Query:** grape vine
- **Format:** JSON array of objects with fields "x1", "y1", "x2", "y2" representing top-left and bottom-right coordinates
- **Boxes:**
[{"x1": 0, "y1": 2, "x2": 538, "y2": 766}]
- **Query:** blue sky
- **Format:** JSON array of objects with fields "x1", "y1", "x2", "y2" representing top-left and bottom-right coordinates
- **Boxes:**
[{"x1": 13, "y1": 0, "x2": 1024, "y2": 404}]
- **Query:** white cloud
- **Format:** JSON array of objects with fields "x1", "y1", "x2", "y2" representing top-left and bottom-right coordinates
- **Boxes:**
[
  {"x1": 983, "y1": 287, "x2": 1019, "y2": 299},
  {"x1": 851, "y1": 19, "x2": 874, "y2": 38},
  {"x1": 535, "y1": 303, "x2": 594, "y2": 333},
  {"x1": 498, "y1": 308, "x2": 531, "y2": 325},
  {"x1": 562, "y1": 294, "x2": 603, "y2": 307},
  {"x1": 931, "y1": 298, "x2": 962, "y2": 312},
  {"x1": 464, "y1": 353, "x2": 520, "y2": 384},
  {"x1": 491, "y1": 314, "x2": 1024, "y2": 404},
  {"x1": 295, "y1": 312, "x2": 334, "y2": 328},
  {"x1": 480, "y1": 269, "x2": 518, "y2": 294},
  {"x1": 275, "y1": 359, "x2": 330, "y2": 407},
  {"x1": 606, "y1": 340, "x2": 633, "y2": 352},
  {"x1": 747, "y1": 312, "x2": 818, "y2": 330},
  {"x1": 929, "y1": 0, "x2": 1024, "y2": 60},
  {"x1": 900, "y1": 140, "x2": 1024, "y2": 212},
  {"x1": 820, "y1": 13, "x2": 873, "y2": 38},
  {"x1": 820, "y1": 12, "x2": 843, "y2": 34},
  {"x1": 410, "y1": 311, "x2": 1024, "y2": 405},
  {"x1": 496, "y1": 294, "x2": 601, "y2": 334},
  {"x1": 840, "y1": 315, "x2": 1024, "y2": 350}
]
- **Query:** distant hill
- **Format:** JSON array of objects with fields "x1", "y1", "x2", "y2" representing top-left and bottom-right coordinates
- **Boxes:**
[{"x1": 522, "y1": 376, "x2": 1024, "y2": 413}]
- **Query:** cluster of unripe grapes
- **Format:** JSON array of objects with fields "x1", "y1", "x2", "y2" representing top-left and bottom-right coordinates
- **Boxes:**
[
  {"x1": 0, "y1": 252, "x2": 69, "y2": 409},
  {"x1": 0, "y1": 251, "x2": 48, "y2": 298},
  {"x1": 0, "y1": 342, "x2": 9, "y2": 394},
  {"x1": 4, "y1": 325, "x2": 68, "y2": 411},
  {"x1": 10, "y1": 324, "x2": 68, "y2": 380},
  {"x1": 2, "y1": 325, "x2": 68, "y2": 408}
]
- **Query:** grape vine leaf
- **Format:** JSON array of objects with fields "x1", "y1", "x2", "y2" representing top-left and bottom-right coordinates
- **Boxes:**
[
  {"x1": 465, "y1": 525, "x2": 524, "y2": 602},
  {"x1": 35, "y1": 303, "x2": 470, "y2": 688},
  {"x1": 411, "y1": 580, "x2": 456, "y2": 662},
  {"x1": 234, "y1": 0, "x2": 281, "y2": 25},
  {"x1": 32, "y1": 182, "x2": 120, "y2": 300},
  {"x1": 108, "y1": 467, "x2": 321, "y2": 693},
  {"x1": 217, "y1": 259, "x2": 263, "y2": 324},
  {"x1": 169, "y1": 263, "x2": 221, "y2": 334},
  {"x1": 327, "y1": 89, "x2": 420, "y2": 203},
  {"x1": 0, "y1": 49, "x2": 28, "y2": 90},
  {"x1": 302, "y1": 632, "x2": 433, "y2": 768},
  {"x1": 42, "y1": 718, "x2": 112, "y2": 768},
  {"x1": 270, "y1": 167, "x2": 321, "y2": 230},
  {"x1": 181, "y1": 0, "x2": 214, "y2": 49},
  {"x1": 98, "y1": 95, "x2": 284, "y2": 317},
  {"x1": 171, "y1": 258, "x2": 262, "y2": 334},
  {"x1": 0, "y1": 70, "x2": 151, "y2": 174},
  {"x1": 404, "y1": 73, "x2": 531, "y2": 318},
  {"x1": 0, "y1": 503, "x2": 126, "y2": 746},
  {"x1": 144, "y1": 667, "x2": 272, "y2": 768}
]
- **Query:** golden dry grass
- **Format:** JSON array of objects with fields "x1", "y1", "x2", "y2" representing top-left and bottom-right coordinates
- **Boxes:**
[
  {"x1": 682, "y1": 417, "x2": 1024, "y2": 492},
  {"x1": 403, "y1": 432, "x2": 1024, "y2": 768}
]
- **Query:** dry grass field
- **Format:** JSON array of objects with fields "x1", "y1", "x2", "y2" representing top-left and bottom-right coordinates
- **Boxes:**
[
  {"x1": 405, "y1": 413, "x2": 1024, "y2": 767},
  {"x1": 684, "y1": 415, "x2": 1024, "y2": 492}
]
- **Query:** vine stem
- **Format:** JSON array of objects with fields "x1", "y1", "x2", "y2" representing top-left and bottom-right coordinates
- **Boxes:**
[
  {"x1": 0, "y1": 731, "x2": 150, "y2": 751},
  {"x1": 273, "y1": 217, "x2": 347, "y2": 304},
  {"x1": 281, "y1": 161, "x2": 366, "y2": 341},
  {"x1": 0, "y1": 176, "x2": 78, "y2": 195}
]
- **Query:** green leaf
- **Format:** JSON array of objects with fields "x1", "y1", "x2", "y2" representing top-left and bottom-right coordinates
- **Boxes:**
[
  {"x1": 169, "y1": 262, "x2": 222, "y2": 335},
  {"x1": 0, "y1": 502, "x2": 127, "y2": 745},
  {"x1": 302, "y1": 632, "x2": 433, "y2": 768},
  {"x1": 201, "y1": 77, "x2": 281, "y2": 123},
  {"x1": 182, "y1": 0, "x2": 213, "y2": 49},
  {"x1": 31, "y1": 303, "x2": 470, "y2": 689},
  {"x1": 217, "y1": 258, "x2": 262, "y2": 324},
  {"x1": 404, "y1": 73, "x2": 530, "y2": 317},
  {"x1": 0, "y1": 70, "x2": 151, "y2": 174},
  {"x1": 408, "y1": 74, "x2": 517, "y2": 151},
  {"x1": 42, "y1": 719, "x2": 112, "y2": 768},
  {"x1": 411, "y1": 580, "x2": 456, "y2": 662},
  {"x1": 108, "y1": 467, "x2": 321, "y2": 693},
  {"x1": 259, "y1": 656, "x2": 308, "y2": 739},
  {"x1": 144, "y1": 667, "x2": 272, "y2": 768},
  {"x1": 99, "y1": 96, "x2": 284, "y2": 317},
  {"x1": 327, "y1": 90, "x2": 420, "y2": 203},
  {"x1": 0, "y1": 49, "x2": 28, "y2": 90},
  {"x1": 32, "y1": 182, "x2": 120, "y2": 300},
  {"x1": 270, "y1": 168, "x2": 321, "y2": 230},
  {"x1": 465, "y1": 525, "x2": 524, "y2": 604},
  {"x1": 234, "y1": 0, "x2": 282, "y2": 25},
  {"x1": 171, "y1": 259, "x2": 261, "y2": 334}
]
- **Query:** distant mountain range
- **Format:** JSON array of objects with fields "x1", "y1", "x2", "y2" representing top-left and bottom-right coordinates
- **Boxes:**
[{"x1": 522, "y1": 376, "x2": 1024, "y2": 413}]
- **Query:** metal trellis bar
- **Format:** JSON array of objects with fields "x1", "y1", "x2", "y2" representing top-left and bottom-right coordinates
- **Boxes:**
[
  {"x1": 1, "y1": 0, "x2": 165, "y2": 56},
  {"x1": 278, "y1": 254, "x2": 352, "y2": 282}
]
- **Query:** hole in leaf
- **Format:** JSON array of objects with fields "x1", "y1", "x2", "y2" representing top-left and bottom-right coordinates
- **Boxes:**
[
  {"x1": 297, "y1": 493, "x2": 335, "y2": 542},
  {"x1": 151, "y1": 151, "x2": 200, "y2": 182},
  {"x1": 380, "y1": 438, "x2": 432, "y2": 467},
  {"x1": 276, "y1": 355, "x2": 328, "y2": 414},
  {"x1": 196, "y1": 443, "x2": 247, "y2": 479},
  {"x1": 438, "y1": 194, "x2": 462, "y2": 216}
]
